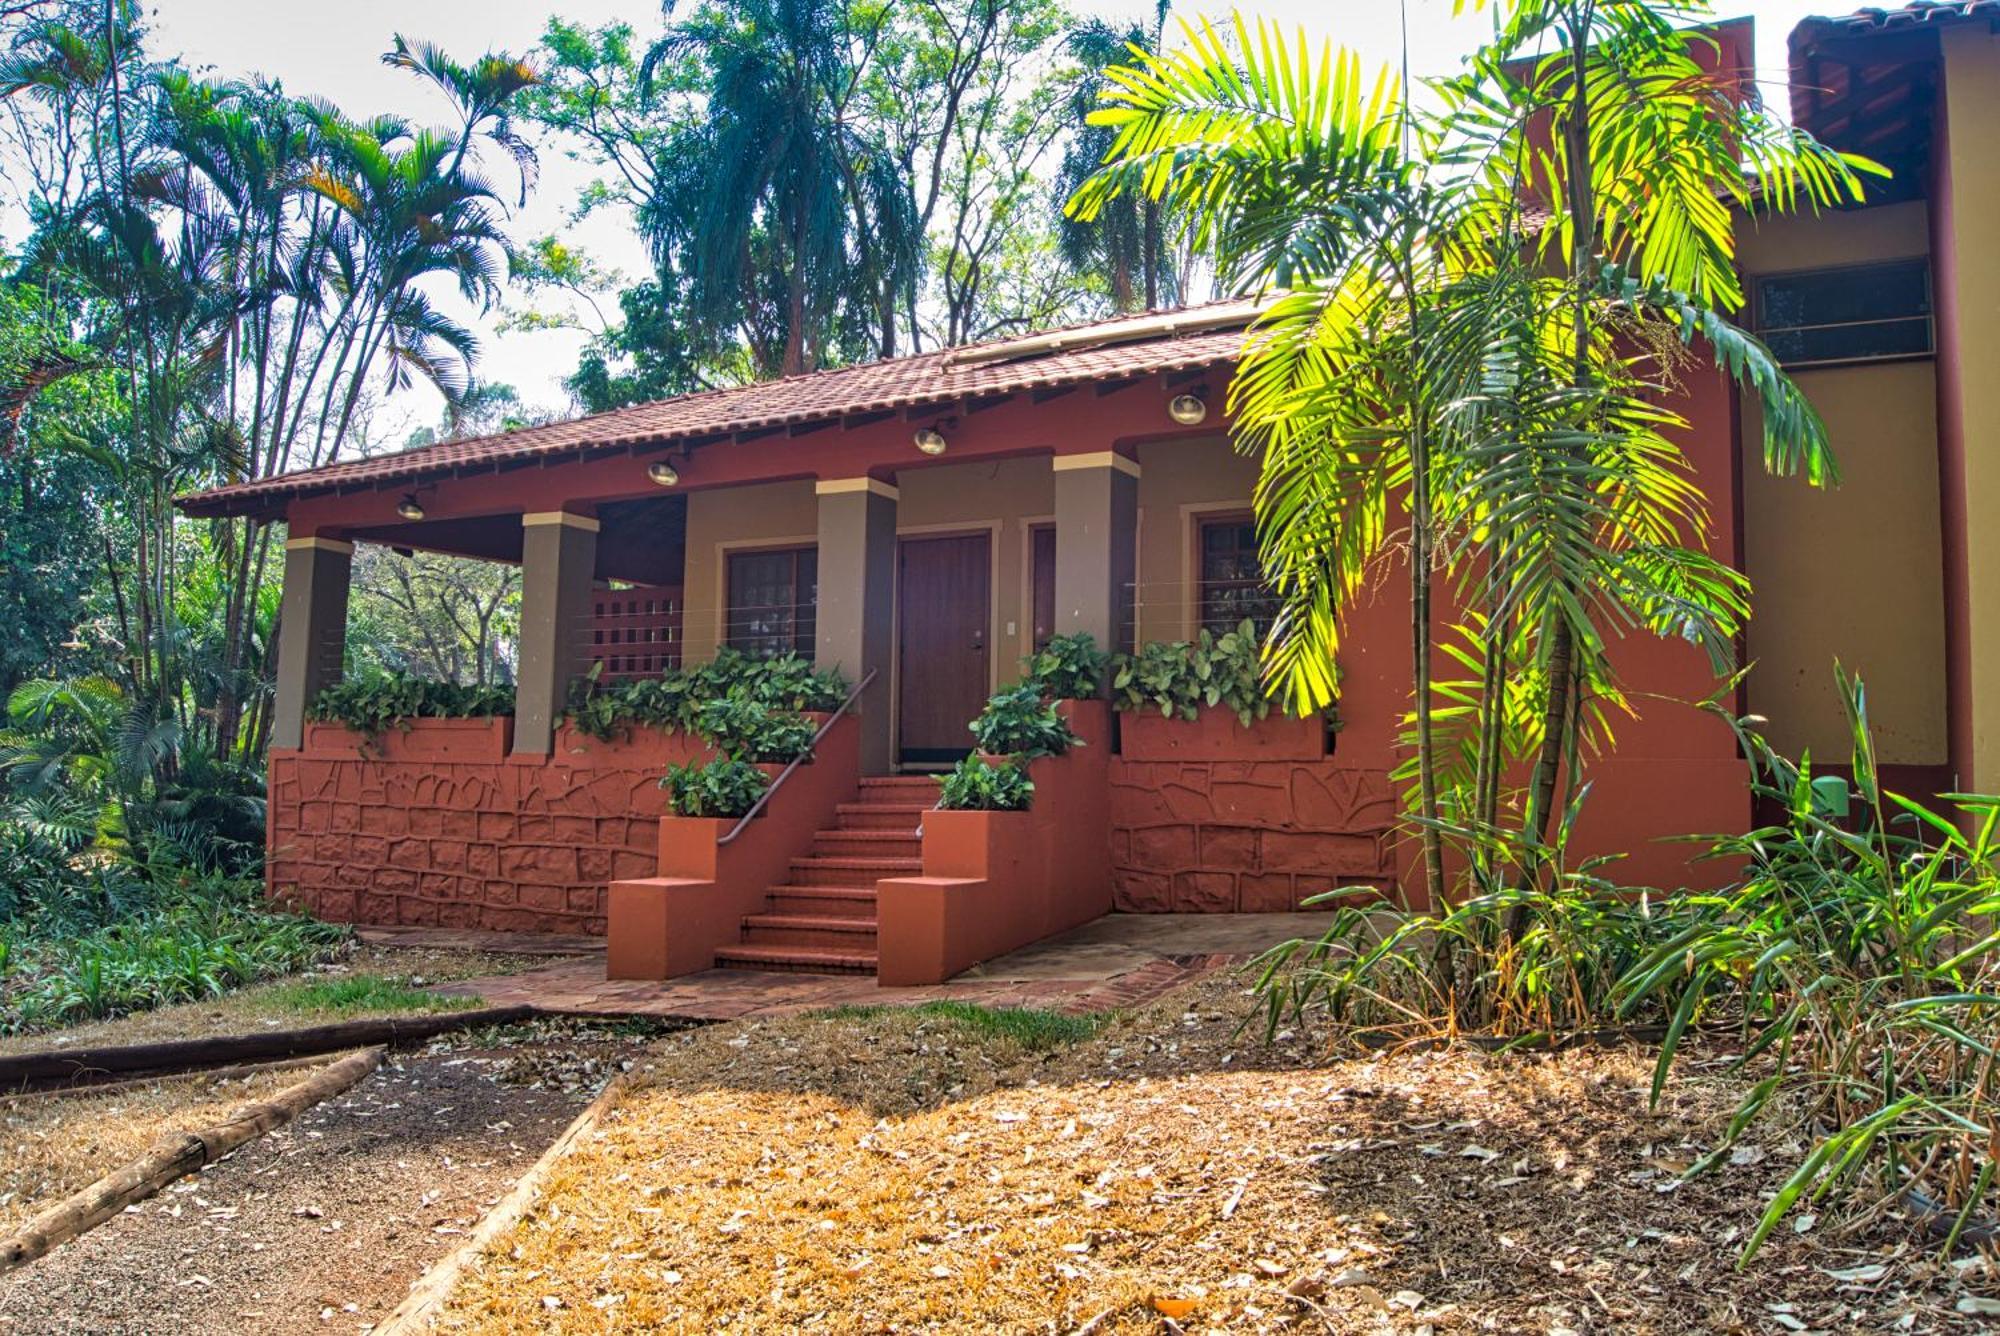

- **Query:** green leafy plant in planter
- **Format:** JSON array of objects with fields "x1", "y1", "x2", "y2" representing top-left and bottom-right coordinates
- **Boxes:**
[
  {"x1": 661, "y1": 758, "x2": 771, "y2": 818},
  {"x1": 695, "y1": 698, "x2": 817, "y2": 764},
  {"x1": 1110, "y1": 621, "x2": 1275, "y2": 727},
  {"x1": 935, "y1": 756, "x2": 1034, "y2": 811},
  {"x1": 308, "y1": 674, "x2": 515, "y2": 738},
  {"x1": 563, "y1": 667, "x2": 701, "y2": 741},
  {"x1": 1022, "y1": 633, "x2": 1108, "y2": 700},
  {"x1": 969, "y1": 684, "x2": 1082, "y2": 759},
  {"x1": 564, "y1": 654, "x2": 846, "y2": 742}
]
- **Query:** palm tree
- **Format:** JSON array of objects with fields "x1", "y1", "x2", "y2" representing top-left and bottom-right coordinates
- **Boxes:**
[
  {"x1": 640, "y1": 0, "x2": 921, "y2": 377},
  {"x1": 1069, "y1": 7, "x2": 1869, "y2": 900},
  {"x1": 1054, "y1": 3, "x2": 1177, "y2": 311}
]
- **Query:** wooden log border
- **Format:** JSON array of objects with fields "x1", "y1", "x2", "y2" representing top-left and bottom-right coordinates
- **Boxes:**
[
  {"x1": 0, "y1": 1005, "x2": 535, "y2": 1091},
  {"x1": 0, "y1": 1046, "x2": 386, "y2": 1271},
  {"x1": 374, "y1": 1070, "x2": 634, "y2": 1334}
]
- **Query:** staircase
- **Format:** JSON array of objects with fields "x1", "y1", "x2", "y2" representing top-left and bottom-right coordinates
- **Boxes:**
[{"x1": 712, "y1": 776, "x2": 934, "y2": 975}]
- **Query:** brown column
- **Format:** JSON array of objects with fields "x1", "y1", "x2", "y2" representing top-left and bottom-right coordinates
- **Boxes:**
[
  {"x1": 513, "y1": 510, "x2": 599, "y2": 757},
  {"x1": 1052, "y1": 453, "x2": 1140, "y2": 664},
  {"x1": 814, "y1": 478, "x2": 897, "y2": 773},
  {"x1": 271, "y1": 536, "x2": 352, "y2": 750}
]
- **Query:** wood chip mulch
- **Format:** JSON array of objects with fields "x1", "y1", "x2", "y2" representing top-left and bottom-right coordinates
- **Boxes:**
[{"x1": 432, "y1": 978, "x2": 2000, "y2": 1334}]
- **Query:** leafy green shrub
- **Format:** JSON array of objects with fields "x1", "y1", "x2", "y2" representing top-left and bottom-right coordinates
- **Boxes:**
[
  {"x1": 1613, "y1": 672, "x2": 2000, "y2": 1259},
  {"x1": 969, "y1": 684, "x2": 1082, "y2": 759},
  {"x1": 0, "y1": 873, "x2": 348, "y2": 1035},
  {"x1": 1109, "y1": 621, "x2": 1276, "y2": 726},
  {"x1": 695, "y1": 698, "x2": 817, "y2": 763},
  {"x1": 661, "y1": 758, "x2": 771, "y2": 818},
  {"x1": 309, "y1": 672, "x2": 514, "y2": 736},
  {"x1": 935, "y1": 756, "x2": 1034, "y2": 811},
  {"x1": 1023, "y1": 633, "x2": 1108, "y2": 700},
  {"x1": 564, "y1": 652, "x2": 846, "y2": 741}
]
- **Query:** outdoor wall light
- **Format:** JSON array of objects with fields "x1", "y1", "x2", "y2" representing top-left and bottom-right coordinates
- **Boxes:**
[
  {"x1": 913, "y1": 426, "x2": 949, "y2": 456},
  {"x1": 395, "y1": 494, "x2": 426, "y2": 521},
  {"x1": 1168, "y1": 392, "x2": 1208, "y2": 426},
  {"x1": 646, "y1": 459, "x2": 680, "y2": 487}
]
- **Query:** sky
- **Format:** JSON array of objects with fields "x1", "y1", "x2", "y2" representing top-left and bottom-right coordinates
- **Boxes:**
[{"x1": 138, "y1": 0, "x2": 1845, "y2": 437}]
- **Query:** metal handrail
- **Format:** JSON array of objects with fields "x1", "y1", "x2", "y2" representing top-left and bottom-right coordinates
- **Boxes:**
[{"x1": 717, "y1": 668, "x2": 878, "y2": 846}]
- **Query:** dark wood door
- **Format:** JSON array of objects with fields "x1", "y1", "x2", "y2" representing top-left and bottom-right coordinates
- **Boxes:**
[{"x1": 897, "y1": 534, "x2": 991, "y2": 762}]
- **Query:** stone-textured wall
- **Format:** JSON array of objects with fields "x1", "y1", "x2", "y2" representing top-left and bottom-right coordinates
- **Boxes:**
[
  {"x1": 1107, "y1": 759, "x2": 1396, "y2": 913},
  {"x1": 268, "y1": 753, "x2": 665, "y2": 934}
]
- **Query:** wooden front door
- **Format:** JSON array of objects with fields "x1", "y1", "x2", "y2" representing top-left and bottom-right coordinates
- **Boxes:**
[{"x1": 897, "y1": 534, "x2": 991, "y2": 763}]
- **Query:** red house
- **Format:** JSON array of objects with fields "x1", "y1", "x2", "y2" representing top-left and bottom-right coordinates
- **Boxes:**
[{"x1": 180, "y1": 6, "x2": 1992, "y2": 986}]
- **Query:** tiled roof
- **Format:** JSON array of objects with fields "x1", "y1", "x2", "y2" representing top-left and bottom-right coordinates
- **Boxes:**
[
  {"x1": 177, "y1": 303, "x2": 1257, "y2": 518},
  {"x1": 1795, "y1": 1, "x2": 1999, "y2": 40}
]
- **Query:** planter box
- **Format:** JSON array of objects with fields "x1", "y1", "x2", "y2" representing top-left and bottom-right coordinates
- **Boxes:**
[
  {"x1": 1118, "y1": 706, "x2": 1327, "y2": 762},
  {"x1": 300, "y1": 716, "x2": 513, "y2": 764},
  {"x1": 552, "y1": 711, "x2": 834, "y2": 769},
  {"x1": 552, "y1": 722, "x2": 712, "y2": 770}
]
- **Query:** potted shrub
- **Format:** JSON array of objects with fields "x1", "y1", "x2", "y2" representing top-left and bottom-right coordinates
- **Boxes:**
[
  {"x1": 1110, "y1": 622, "x2": 1330, "y2": 762},
  {"x1": 302, "y1": 676, "x2": 514, "y2": 761}
]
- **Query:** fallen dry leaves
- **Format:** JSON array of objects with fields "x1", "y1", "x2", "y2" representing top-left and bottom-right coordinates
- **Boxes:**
[{"x1": 432, "y1": 981, "x2": 2000, "y2": 1334}]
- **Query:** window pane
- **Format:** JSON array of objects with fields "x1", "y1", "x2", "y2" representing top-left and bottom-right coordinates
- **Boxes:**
[
  {"x1": 727, "y1": 548, "x2": 817, "y2": 658},
  {"x1": 1756, "y1": 260, "x2": 1932, "y2": 366},
  {"x1": 1198, "y1": 518, "x2": 1279, "y2": 638}
]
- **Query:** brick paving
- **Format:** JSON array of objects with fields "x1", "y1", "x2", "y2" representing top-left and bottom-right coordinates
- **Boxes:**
[{"x1": 429, "y1": 952, "x2": 1237, "y2": 1020}]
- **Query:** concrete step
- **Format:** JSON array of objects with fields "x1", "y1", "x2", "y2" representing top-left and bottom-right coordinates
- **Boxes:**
[
  {"x1": 812, "y1": 829, "x2": 922, "y2": 859},
  {"x1": 765, "y1": 885, "x2": 879, "y2": 918},
  {"x1": 740, "y1": 912, "x2": 879, "y2": 950},
  {"x1": 713, "y1": 944, "x2": 878, "y2": 975},
  {"x1": 788, "y1": 855, "x2": 922, "y2": 887},
  {"x1": 855, "y1": 776, "x2": 940, "y2": 802},
  {"x1": 835, "y1": 802, "x2": 930, "y2": 831}
]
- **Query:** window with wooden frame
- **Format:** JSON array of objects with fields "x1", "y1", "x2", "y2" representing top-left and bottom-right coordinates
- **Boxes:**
[
  {"x1": 725, "y1": 546, "x2": 817, "y2": 657},
  {"x1": 1196, "y1": 515, "x2": 1278, "y2": 638}
]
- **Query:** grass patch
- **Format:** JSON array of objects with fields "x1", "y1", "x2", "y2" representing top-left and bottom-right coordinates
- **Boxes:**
[
  {"x1": 818, "y1": 1000, "x2": 1100, "y2": 1051},
  {"x1": 258, "y1": 975, "x2": 480, "y2": 1018}
]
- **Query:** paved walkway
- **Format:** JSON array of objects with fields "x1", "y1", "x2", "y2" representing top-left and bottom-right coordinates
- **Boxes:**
[{"x1": 423, "y1": 912, "x2": 1334, "y2": 1021}]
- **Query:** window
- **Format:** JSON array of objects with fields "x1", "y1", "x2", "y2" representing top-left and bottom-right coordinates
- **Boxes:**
[
  {"x1": 725, "y1": 547, "x2": 816, "y2": 657},
  {"x1": 1197, "y1": 516, "x2": 1278, "y2": 638},
  {"x1": 1029, "y1": 525, "x2": 1056, "y2": 651},
  {"x1": 1754, "y1": 259, "x2": 1932, "y2": 368}
]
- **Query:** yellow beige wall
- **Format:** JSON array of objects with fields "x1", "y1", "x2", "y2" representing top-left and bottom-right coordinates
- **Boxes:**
[
  {"x1": 1133, "y1": 434, "x2": 1261, "y2": 646},
  {"x1": 1736, "y1": 201, "x2": 1947, "y2": 765}
]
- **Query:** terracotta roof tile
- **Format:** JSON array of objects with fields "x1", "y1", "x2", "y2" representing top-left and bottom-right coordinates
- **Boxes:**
[
  {"x1": 1795, "y1": 1, "x2": 1999, "y2": 41},
  {"x1": 178, "y1": 303, "x2": 1256, "y2": 517}
]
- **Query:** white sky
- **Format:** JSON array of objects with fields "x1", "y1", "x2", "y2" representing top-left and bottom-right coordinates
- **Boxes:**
[{"x1": 140, "y1": 0, "x2": 1840, "y2": 437}]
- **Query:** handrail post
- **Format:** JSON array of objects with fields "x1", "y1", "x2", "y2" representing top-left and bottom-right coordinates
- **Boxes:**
[{"x1": 717, "y1": 668, "x2": 877, "y2": 847}]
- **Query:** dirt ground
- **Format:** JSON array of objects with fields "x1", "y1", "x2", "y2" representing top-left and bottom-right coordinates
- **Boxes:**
[
  {"x1": 429, "y1": 977, "x2": 2000, "y2": 1335},
  {"x1": 0, "y1": 1015, "x2": 663, "y2": 1334}
]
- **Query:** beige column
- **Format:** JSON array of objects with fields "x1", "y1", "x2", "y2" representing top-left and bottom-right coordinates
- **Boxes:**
[
  {"x1": 1935, "y1": 25, "x2": 2000, "y2": 790},
  {"x1": 814, "y1": 477, "x2": 897, "y2": 774},
  {"x1": 1052, "y1": 453, "x2": 1140, "y2": 665},
  {"x1": 513, "y1": 510, "x2": 599, "y2": 757},
  {"x1": 271, "y1": 536, "x2": 353, "y2": 750}
]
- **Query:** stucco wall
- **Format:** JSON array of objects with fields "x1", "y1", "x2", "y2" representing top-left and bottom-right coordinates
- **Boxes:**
[{"x1": 1735, "y1": 200, "x2": 1947, "y2": 766}]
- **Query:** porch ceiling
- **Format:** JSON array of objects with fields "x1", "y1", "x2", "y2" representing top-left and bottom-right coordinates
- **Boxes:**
[{"x1": 344, "y1": 492, "x2": 686, "y2": 587}]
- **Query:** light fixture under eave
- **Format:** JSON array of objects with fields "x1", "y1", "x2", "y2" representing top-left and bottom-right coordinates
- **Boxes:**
[
  {"x1": 647, "y1": 459, "x2": 680, "y2": 487},
  {"x1": 1167, "y1": 392, "x2": 1208, "y2": 426},
  {"x1": 396, "y1": 494, "x2": 426, "y2": 522},
  {"x1": 913, "y1": 426, "x2": 948, "y2": 456}
]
